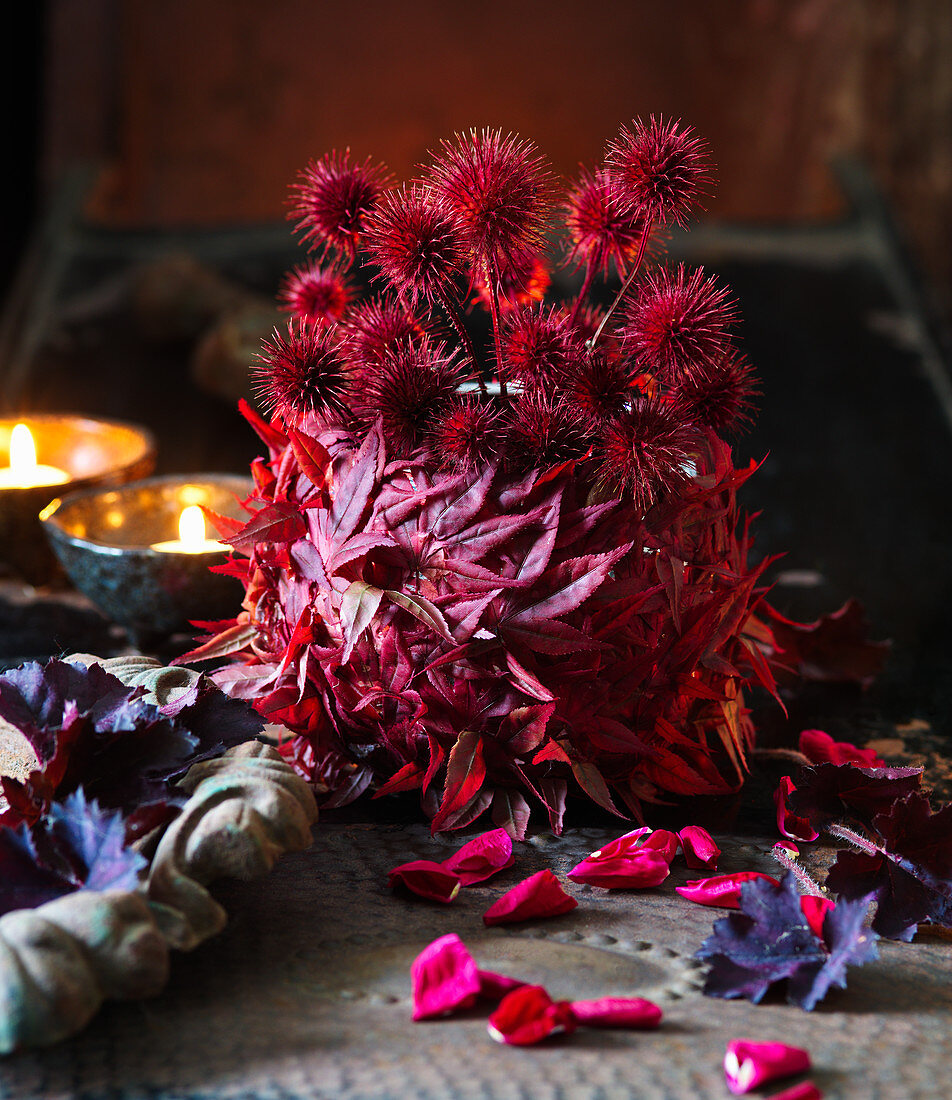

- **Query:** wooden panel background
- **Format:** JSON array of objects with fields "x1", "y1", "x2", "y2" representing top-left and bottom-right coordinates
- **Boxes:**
[{"x1": 43, "y1": 0, "x2": 952, "y2": 315}]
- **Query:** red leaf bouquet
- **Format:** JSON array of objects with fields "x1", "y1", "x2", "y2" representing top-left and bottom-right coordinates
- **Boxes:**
[{"x1": 195, "y1": 118, "x2": 798, "y2": 836}]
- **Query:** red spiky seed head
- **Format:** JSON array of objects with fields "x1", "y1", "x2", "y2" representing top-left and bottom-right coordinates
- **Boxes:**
[
  {"x1": 564, "y1": 166, "x2": 647, "y2": 277},
  {"x1": 619, "y1": 264, "x2": 738, "y2": 382},
  {"x1": 606, "y1": 116, "x2": 712, "y2": 229},
  {"x1": 288, "y1": 150, "x2": 389, "y2": 261},
  {"x1": 426, "y1": 128, "x2": 554, "y2": 273},
  {"x1": 560, "y1": 350, "x2": 635, "y2": 425},
  {"x1": 428, "y1": 395, "x2": 505, "y2": 473},
  {"x1": 497, "y1": 304, "x2": 581, "y2": 388},
  {"x1": 505, "y1": 390, "x2": 591, "y2": 472},
  {"x1": 596, "y1": 396, "x2": 698, "y2": 510},
  {"x1": 255, "y1": 320, "x2": 355, "y2": 425},
  {"x1": 339, "y1": 297, "x2": 424, "y2": 370},
  {"x1": 675, "y1": 352, "x2": 759, "y2": 436},
  {"x1": 363, "y1": 184, "x2": 466, "y2": 305},
  {"x1": 278, "y1": 261, "x2": 353, "y2": 326},
  {"x1": 356, "y1": 340, "x2": 464, "y2": 456}
]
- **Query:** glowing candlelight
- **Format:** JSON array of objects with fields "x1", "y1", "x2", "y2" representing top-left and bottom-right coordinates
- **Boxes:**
[
  {"x1": 0, "y1": 424, "x2": 70, "y2": 489},
  {"x1": 150, "y1": 505, "x2": 228, "y2": 554}
]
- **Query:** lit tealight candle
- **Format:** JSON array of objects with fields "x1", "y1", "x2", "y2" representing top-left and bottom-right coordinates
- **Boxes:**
[
  {"x1": 150, "y1": 504, "x2": 229, "y2": 554},
  {"x1": 0, "y1": 423, "x2": 70, "y2": 489}
]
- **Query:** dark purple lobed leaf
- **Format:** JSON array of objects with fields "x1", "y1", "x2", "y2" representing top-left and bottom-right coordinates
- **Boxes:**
[
  {"x1": 697, "y1": 872, "x2": 877, "y2": 1010},
  {"x1": 788, "y1": 762, "x2": 922, "y2": 832}
]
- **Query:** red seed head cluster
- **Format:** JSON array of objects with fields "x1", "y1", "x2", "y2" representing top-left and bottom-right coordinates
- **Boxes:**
[{"x1": 211, "y1": 119, "x2": 778, "y2": 837}]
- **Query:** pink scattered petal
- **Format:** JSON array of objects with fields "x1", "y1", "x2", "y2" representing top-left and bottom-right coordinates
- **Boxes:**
[
  {"x1": 569, "y1": 996, "x2": 663, "y2": 1029},
  {"x1": 799, "y1": 728, "x2": 884, "y2": 768},
  {"x1": 478, "y1": 969, "x2": 527, "y2": 1000},
  {"x1": 676, "y1": 872, "x2": 780, "y2": 909},
  {"x1": 442, "y1": 827, "x2": 515, "y2": 885},
  {"x1": 773, "y1": 839, "x2": 800, "y2": 859},
  {"x1": 411, "y1": 934, "x2": 481, "y2": 1020},
  {"x1": 724, "y1": 1039, "x2": 812, "y2": 1095},
  {"x1": 487, "y1": 984, "x2": 576, "y2": 1045},
  {"x1": 640, "y1": 828, "x2": 681, "y2": 862},
  {"x1": 678, "y1": 825, "x2": 721, "y2": 869},
  {"x1": 766, "y1": 1084, "x2": 822, "y2": 1100},
  {"x1": 388, "y1": 859, "x2": 461, "y2": 903},
  {"x1": 483, "y1": 869, "x2": 578, "y2": 925},
  {"x1": 774, "y1": 776, "x2": 820, "y2": 843},
  {"x1": 566, "y1": 829, "x2": 677, "y2": 889},
  {"x1": 800, "y1": 895, "x2": 835, "y2": 940}
]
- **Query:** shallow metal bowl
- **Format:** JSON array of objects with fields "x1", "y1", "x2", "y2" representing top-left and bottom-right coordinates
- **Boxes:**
[
  {"x1": 40, "y1": 474, "x2": 252, "y2": 646},
  {"x1": 0, "y1": 414, "x2": 156, "y2": 585}
]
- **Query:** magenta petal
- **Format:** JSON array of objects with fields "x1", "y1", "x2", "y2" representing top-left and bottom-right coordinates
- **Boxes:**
[
  {"x1": 724, "y1": 1039, "x2": 812, "y2": 1094},
  {"x1": 487, "y1": 985, "x2": 577, "y2": 1045},
  {"x1": 800, "y1": 728, "x2": 884, "y2": 768},
  {"x1": 442, "y1": 828, "x2": 515, "y2": 885},
  {"x1": 640, "y1": 828, "x2": 680, "y2": 862},
  {"x1": 766, "y1": 1084, "x2": 822, "y2": 1100},
  {"x1": 676, "y1": 872, "x2": 780, "y2": 909},
  {"x1": 678, "y1": 825, "x2": 721, "y2": 869},
  {"x1": 411, "y1": 934, "x2": 481, "y2": 1021},
  {"x1": 483, "y1": 870, "x2": 578, "y2": 925},
  {"x1": 567, "y1": 849, "x2": 671, "y2": 889},
  {"x1": 774, "y1": 776, "x2": 820, "y2": 843},
  {"x1": 800, "y1": 895, "x2": 835, "y2": 940},
  {"x1": 569, "y1": 996, "x2": 663, "y2": 1029},
  {"x1": 478, "y1": 969, "x2": 527, "y2": 1000},
  {"x1": 389, "y1": 859, "x2": 461, "y2": 903}
]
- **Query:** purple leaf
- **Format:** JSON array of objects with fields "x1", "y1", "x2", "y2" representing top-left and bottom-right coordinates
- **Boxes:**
[
  {"x1": 789, "y1": 763, "x2": 923, "y2": 831},
  {"x1": 826, "y1": 793, "x2": 952, "y2": 940},
  {"x1": 0, "y1": 790, "x2": 146, "y2": 916},
  {"x1": 697, "y1": 872, "x2": 878, "y2": 1010}
]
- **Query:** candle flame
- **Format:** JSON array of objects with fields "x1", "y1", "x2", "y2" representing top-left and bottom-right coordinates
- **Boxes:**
[
  {"x1": 9, "y1": 423, "x2": 37, "y2": 474},
  {"x1": 178, "y1": 505, "x2": 207, "y2": 548}
]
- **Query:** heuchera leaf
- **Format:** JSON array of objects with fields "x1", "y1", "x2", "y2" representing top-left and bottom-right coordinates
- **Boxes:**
[
  {"x1": 483, "y1": 870, "x2": 577, "y2": 925},
  {"x1": 487, "y1": 985, "x2": 576, "y2": 1045},
  {"x1": 697, "y1": 872, "x2": 878, "y2": 1010},
  {"x1": 788, "y1": 763, "x2": 923, "y2": 832},
  {"x1": 825, "y1": 792, "x2": 952, "y2": 941},
  {"x1": 410, "y1": 934, "x2": 481, "y2": 1020},
  {"x1": 441, "y1": 828, "x2": 514, "y2": 885},
  {"x1": 766, "y1": 598, "x2": 889, "y2": 686},
  {"x1": 0, "y1": 790, "x2": 146, "y2": 917},
  {"x1": 0, "y1": 660, "x2": 199, "y2": 837}
]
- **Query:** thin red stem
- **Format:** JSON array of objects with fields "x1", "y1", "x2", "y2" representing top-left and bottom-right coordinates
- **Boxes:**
[
  {"x1": 434, "y1": 284, "x2": 487, "y2": 395},
  {"x1": 827, "y1": 823, "x2": 880, "y2": 856},
  {"x1": 771, "y1": 846, "x2": 824, "y2": 897},
  {"x1": 568, "y1": 264, "x2": 596, "y2": 325},
  {"x1": 485, "y1": 256, "x2": 507, "y2": 400},
  {"x1": 588, "y1": 219, "x2": 652, "y2": 350}
]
